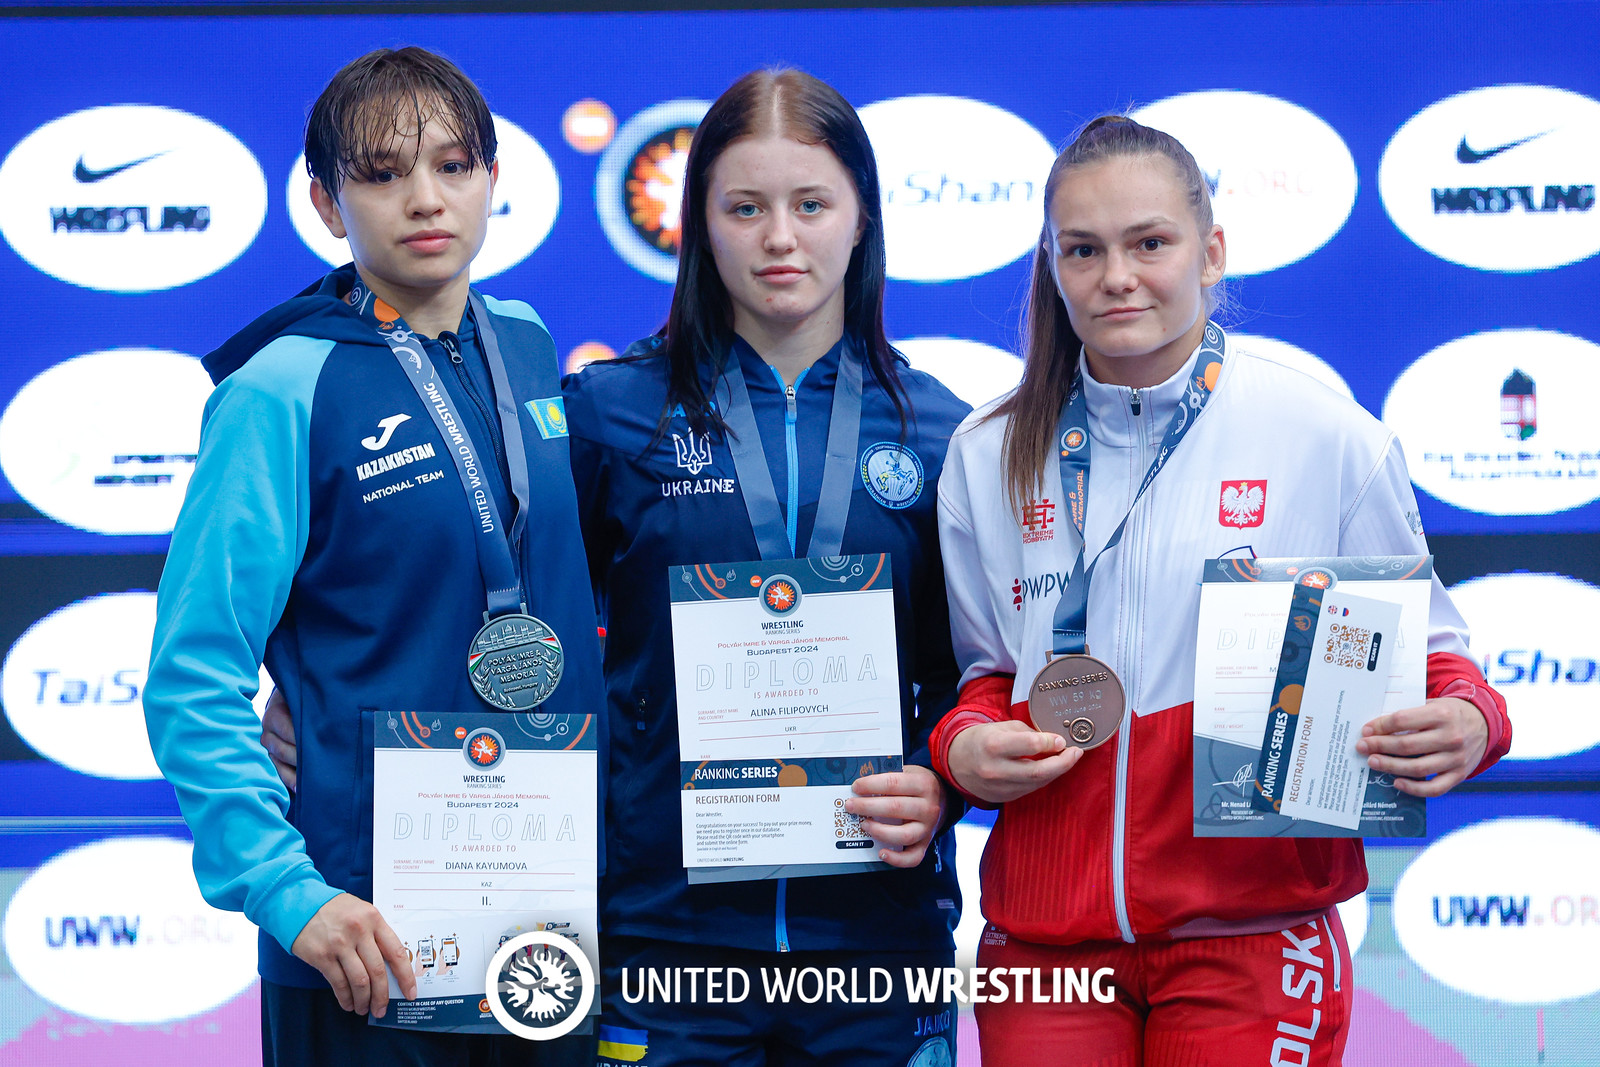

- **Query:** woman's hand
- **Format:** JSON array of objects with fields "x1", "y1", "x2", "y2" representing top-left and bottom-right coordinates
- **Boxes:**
[
  {"x1": 1356, "y1": 697, "x2": 1489, "y2": 797},
  {"x1": 261, "y1": 688, "x2": 300, "y2": 792},
  {"x1": 845, "y1": 764, "x2": 948, "y2": 867},
  {"x1": 946, "y1": 720, "x2": 1083, "y2": 804}
]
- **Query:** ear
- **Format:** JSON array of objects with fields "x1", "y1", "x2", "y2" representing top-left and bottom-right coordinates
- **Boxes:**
[
  {"x1": 309, "y1": 178, "x2": 347, "y2": 240},
  {"x1": 1200, "y1": 223, "x2": 1226, "y2": 287},
  {"x1": 487, "y1": 157, "x2": 500, "y2": 214}
]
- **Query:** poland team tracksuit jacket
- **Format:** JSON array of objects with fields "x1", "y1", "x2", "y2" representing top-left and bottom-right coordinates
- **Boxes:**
[
  {"x1": 931, "y1": 335, "x2": 1511, "y2": 947},
  {"x1": 144, "y1": 266, "x2": 605, "y2": 988},
  {"x1": 563, "y1": 335, "x2": 968, "y2": 954}
]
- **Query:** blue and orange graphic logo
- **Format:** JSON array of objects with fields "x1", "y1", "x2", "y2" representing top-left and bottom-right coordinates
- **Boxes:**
[
  {"x1": 758, "y1": 574, "x2": 802, "y2": 617},
  {"x1": 463, "y1": 727, "x2": 507, "y2": 770}
]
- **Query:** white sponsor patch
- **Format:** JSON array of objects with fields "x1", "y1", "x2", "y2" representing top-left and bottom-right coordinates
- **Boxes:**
[
  {"x1": 0, "y1": 348, "x2": 212, "y2": 535},
  {"x1": 288, "y1": 114, "x2": 560, "y2": 280},
  {"x1": 3, "y1": 836, "x2": 259, "y2": 1023},
  {"x1": 1392, "y1": 817, "x2": 1600, "y2": 1003},
  {"x1": 858, "y1": 96, "x2": 1055, "y2": 282},
  {"x1": 1447, "y1": 573, "x2": 1600, "y2": 761},
  {"x1": 1379, "y1": 84, "x2": 1600, "y2": 272},
  {"x1": 1381, "y1": 329, "x2": 1600, "y2": 516},
  {"x1": 0, "y1": 104, "x2": 266, "y2": 291},
  {"x1": 896, "y1": 336, "x2": 1023, "y2": 408},
  {"x1": 1132, "y1": 91, "x2": 1358, "y2": 275}
]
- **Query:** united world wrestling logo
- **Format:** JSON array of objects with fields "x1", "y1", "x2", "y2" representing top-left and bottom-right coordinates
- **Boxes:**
[
  {"x1": 758, "y1": 573, "x2": 802, "y2": 617},
  {"x1": 485, "y1": 932, "x2": 594, "y2": 1040},
  {"x1": 462, "y1": 727, "x2": 506, "y2": 770}
]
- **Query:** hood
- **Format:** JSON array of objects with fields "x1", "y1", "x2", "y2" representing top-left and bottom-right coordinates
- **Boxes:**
[{"x1": 202, "y1": 264, "x2": 379, "y2": 385}]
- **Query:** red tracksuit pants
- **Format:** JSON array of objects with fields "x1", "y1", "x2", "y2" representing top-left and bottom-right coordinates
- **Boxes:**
[{"x1": 974, "y1": 910, "x2": 1353, "y2": 1067}]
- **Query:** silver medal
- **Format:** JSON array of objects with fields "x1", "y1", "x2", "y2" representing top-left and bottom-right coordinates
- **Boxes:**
[{"x1": 467, "y1": 613, "x2": 564, "y2": 711}]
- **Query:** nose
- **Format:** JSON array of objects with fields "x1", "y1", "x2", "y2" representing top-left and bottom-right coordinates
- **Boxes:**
[
  {"x1": 763, "y1": 210, "x2": 797, "y2": 255},
  {"x1": 406, "y1": 170, "x2": 447, "y2": 218},
  {"x1": 1101, "y1": 247, "x2": 1137, "y2": 293}
]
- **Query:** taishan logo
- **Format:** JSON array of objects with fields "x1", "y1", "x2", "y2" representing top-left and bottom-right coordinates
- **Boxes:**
[{"x1": 0, "y1": 105, "x2": 266, "y2": 291}]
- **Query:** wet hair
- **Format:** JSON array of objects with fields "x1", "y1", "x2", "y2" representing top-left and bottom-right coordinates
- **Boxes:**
[
  {"x1": 650, "y1": 67, "x2": 906, "y2": 440},
  {"x1": 989, "y1": 114, "x2": 1219, "y2": 514},
  {"x1": 304, "y1": 46, "x2": 496, "y2": 194}
]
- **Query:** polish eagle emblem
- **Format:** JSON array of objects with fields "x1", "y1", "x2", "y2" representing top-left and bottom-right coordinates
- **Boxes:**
[{"x1": 1219, "y1": 480, "x2": 1267, "y2": 528}]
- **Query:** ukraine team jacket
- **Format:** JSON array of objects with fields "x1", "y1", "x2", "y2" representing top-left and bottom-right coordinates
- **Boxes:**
[
  {"x1": 931, "y1": 334, "x2": 1512, "y2": 946},
  {"x1": 144, "y1": 265, "x2": 605, "y2": 988},
  {"x1": 563, "y1": 334, "x2": 968, "y2": 953}
]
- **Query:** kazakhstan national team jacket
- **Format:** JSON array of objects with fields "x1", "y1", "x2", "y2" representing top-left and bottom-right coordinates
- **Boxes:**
[
  {"x1": 563, "y1": 334, "x2": 968, "y2": 953},
  {"x1": 931, "y1": 336, "x2": 1511, "y2": 947},
  {"x1": 145, "y1": 265, "x2": 604, "y2": 988}
]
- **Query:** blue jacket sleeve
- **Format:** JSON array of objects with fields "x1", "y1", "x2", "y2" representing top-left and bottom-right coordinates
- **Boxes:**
[{"x1": 144, "y1": 336, "x2": 342, "y2": 955}]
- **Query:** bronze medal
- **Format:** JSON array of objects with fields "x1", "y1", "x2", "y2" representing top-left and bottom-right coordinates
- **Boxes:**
[{"x1": 1028, "y1": 653, "x2": 1127, "y2": 751}]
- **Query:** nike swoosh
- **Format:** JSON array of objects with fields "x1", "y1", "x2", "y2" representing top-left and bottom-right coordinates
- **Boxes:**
[
  {"x1": 1456, "y1": 131, "x2": 1552, "y2": 164},
  {"x1": 73, "y1": 151, "x2": 169, "y2": 183}
]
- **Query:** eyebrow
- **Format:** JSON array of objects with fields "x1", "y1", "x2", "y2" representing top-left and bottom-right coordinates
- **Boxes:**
[
  {"x1": 1057, "y1": 216, "x2": 1178, "y2": 241},
  {"x1": 720, "y1": 184, "x2": 837, "y2": 199}
]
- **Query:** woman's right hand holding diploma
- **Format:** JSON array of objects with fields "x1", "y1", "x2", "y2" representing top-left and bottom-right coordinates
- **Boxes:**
[{"x1": 946, "y1": 720, "x2": 1084, "y2": 803}]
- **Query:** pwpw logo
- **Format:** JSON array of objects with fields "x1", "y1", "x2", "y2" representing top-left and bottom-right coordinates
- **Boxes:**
[{"x1": 1219, "y1": 480, "x2": 1267, "y2": 528}]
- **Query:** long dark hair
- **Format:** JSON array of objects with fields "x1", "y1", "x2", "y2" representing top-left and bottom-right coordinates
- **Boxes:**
[
  {"x1": 989, "y1": 114, "x2": 1217, "y2": 514},
  {"x1": 651, "y1": 68, "x2": 906, "y2": 439}
]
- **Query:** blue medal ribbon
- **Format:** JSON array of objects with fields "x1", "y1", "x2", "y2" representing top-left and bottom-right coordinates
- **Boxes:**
[
  {"x1": 1050, "y1": 321, "x2": 1227, "y2": 656},
  {"x1": 718, "y1": 338, "x2": 864, "y2": 561},
  {"x1": 350, "y1": 283, "x2": 532, "y2": 620}
]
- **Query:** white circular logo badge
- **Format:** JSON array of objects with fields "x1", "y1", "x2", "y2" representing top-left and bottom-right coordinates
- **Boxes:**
[
  {"x1": 595, "y1": 99, "x2": 710, "y2": 282},
  {"x1": 1131, "y1": 91, "x2": 1358, "y2": 276},
  {"x1": 895, "y1": 336, "x2": 1023, "y2": 409},
  {"x1": 287, "y1": 113, "x2": 560, "y2": 281},
  {"x1": 1379, "y1": 85, "x2": 1600, "y2": 272},
  {"x1": 2, "y1": 593, "x2": 160, "y2": 779},
  {"x1": 0, "y1": 348, "x2": 212, "y2": 535},
  {"x1": 1392, "y1": 817, "x2": 1600, "y2": 1003},
  {"x1": 2, "y1": 836, "x2": 259, "y2": 1023},
  {"x1": 486, "y1": 931, "x2": 594, "y2": 1039},
  {"x1": 1447, "y1": 573, "x2": 1600, "y2": 761},
  {"x1": 0, "y1": 105, "x2": 267, "y2": 291},
  {"x1": 1381, "y1": 329, "x2": 1600, "y2": 516},
  {"x1": 1230, "y1": 334, "x2": 1355, "y2": 400},
  {"x1": 858, "y1": 96, "x2": 1056, "y2": 282}
]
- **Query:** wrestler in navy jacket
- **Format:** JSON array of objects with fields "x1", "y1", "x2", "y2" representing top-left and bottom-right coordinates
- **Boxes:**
[
  {"x1": 145, "y1": 265, "x2": 605, "y2": 989},
  {"x1": 564, "y1": 334, "x2": 968, "y2": 954}
]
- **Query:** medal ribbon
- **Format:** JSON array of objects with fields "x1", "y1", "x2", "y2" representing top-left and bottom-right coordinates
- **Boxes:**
[
  {"x1": 718, "y1": 338, "x2": 864, "y2": 560},
  {"x1": 1050, "y1": 321, "x2": 1227, "y2": 656},
  {"x1": 352, "y1": 284, "x2": 532, "y2": 620}
]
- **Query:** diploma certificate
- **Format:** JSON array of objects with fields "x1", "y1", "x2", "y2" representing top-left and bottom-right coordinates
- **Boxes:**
[
  {"x1": 1192, "y1": 556, "x2": 1430, "y2": 838},
  {"x1": 371, "y1": 711, "x2": 598, "y2": 1032},
  {"x1": 669, "y1": 554, "x2": 904, "y2": 882}
]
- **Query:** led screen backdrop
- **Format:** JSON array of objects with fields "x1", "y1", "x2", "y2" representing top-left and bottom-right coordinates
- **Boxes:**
[{"x1": 0, "y1": 2, "x2": 1597, "y2": 1064}]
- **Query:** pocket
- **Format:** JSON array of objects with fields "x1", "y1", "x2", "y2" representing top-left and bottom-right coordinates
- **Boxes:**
[{"x1": 347, "y1": 707, "x2": 377, "y2": 886}]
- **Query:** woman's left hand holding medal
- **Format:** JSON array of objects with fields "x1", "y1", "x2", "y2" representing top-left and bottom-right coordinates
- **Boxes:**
[
  {"x1": 945, "y1": 721, "x2": 1085, "y2": 804},
  {"x1": 844, "y1": 765, "x2": 950, "y2": 867}
]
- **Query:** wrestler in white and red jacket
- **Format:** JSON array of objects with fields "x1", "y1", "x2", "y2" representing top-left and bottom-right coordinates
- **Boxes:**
[{"x1": 931, "y1": 335, "x2": 1511, "y2": 948}]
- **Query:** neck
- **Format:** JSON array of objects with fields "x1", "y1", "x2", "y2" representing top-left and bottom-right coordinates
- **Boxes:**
[
  {"x1": 731, "y1": 301, "x2": 846, "y2": 388},
  {"x1": 1082, "y1": 315, "x2": 1209, "y2": 388},
  {"x1": 355, "y1": 264, "x2": 470, "y2": 340}
]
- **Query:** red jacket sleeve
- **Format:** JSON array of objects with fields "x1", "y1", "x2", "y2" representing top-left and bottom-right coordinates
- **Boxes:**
[
  {"x1": 929, "y1": 674, "x2": 1021, "y2": 807},
  {"x1": 1427, "y1": 650, "x2": 1511, "y2": 777}
]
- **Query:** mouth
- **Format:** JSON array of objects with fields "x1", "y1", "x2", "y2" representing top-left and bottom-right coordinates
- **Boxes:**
[
  {"x1": 1098, "y1": 306, "x2": 1148, "y2": 320},
  {"x1": 403, "y1": 230, "x2": 454, "y2": 253},
  {"x1": 755, "y1": 266, "x2": 806, "y2": 283}
]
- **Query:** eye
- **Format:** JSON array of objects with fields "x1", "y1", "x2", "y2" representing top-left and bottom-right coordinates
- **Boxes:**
[
  {"x1": 1140, "y1": 237, "x2": 1165, "y2": 252},
  {"x1": 1066, "y1": 244, "x2": 1095, "y2": 260},
  {"x1": 733, "y1": 203, "x2": 759, "y2": 218},
  {"x1": 372, "y1": 169, "x2": 398, "y2": 185},
  {"x1": 440, "y1": 160, "x2": 468, "y2": 175},
  {"x1": 797, "y1": 199, "x2": 824, "y2": 215}
]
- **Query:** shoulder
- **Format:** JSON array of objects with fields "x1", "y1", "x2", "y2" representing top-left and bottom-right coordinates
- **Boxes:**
[
  {"x1": 209, "y1": 335, "x2": 336, "y2": 414},
  {"x1": 562, "y1": 340, "x2": 671, "y2": 444},
  {"x1": 1221, "y1": 346, "x2": 1391, "y2": 446},
  {"x1": 891, "y1": 363, "x2": 972, "y2": 436},
  {"x1": 476, "y1": 293, "x2": 549, "y2": 332}
]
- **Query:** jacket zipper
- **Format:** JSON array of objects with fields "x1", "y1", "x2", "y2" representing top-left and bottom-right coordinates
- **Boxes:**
[
  {"x1": 1110, "y1": 385, "x2": 1144, "y2": 944},
  {"x1": 769, "y1": 363, "x2": 809, "y2": 953}
]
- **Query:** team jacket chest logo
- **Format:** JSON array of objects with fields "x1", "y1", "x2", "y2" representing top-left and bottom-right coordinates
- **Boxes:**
[
  {"x1": 660, "y1": 425, "x2": 735, "y2": 497},
  {"x1": 673, "y1": 430, "x2": 713, "y2": 475},
  {"x1": 1021, "y1": 498, "x2": 1055, "y2": 543},
  {"x1": 1219, "y1": 479, "x2": 1267, "y2": 528},
  {"x1": 362, "y1": 413, "x2": 411, "y2": 451}
]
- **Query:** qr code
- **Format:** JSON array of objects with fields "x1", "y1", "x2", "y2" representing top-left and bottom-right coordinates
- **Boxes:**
[
  {"x1": 1324, "y1": 622, "x2": 1372, "y2": 669},
  {"x1": 833, "y1": 797, "x2": 868, "y2": 840}
]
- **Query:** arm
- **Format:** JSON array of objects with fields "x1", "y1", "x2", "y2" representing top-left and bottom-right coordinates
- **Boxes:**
[
  {"x1": 1341, "y1": 436, "x2": 1512, "y2": 794},
  {"x1": 145, "y1": 339, "x2": 411, "y2": 1014}
]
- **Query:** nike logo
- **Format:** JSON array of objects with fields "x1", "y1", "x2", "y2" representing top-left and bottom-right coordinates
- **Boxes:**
[
  {"x1": 1456, "y1": 131, "x2": 1552, "y2": 164},
  {"x1": 73, "y1": 151, "x2": 169, "y2": 183},
  {"x1": 361, "y1": 413, "x2": 412, "y2": 451}
]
